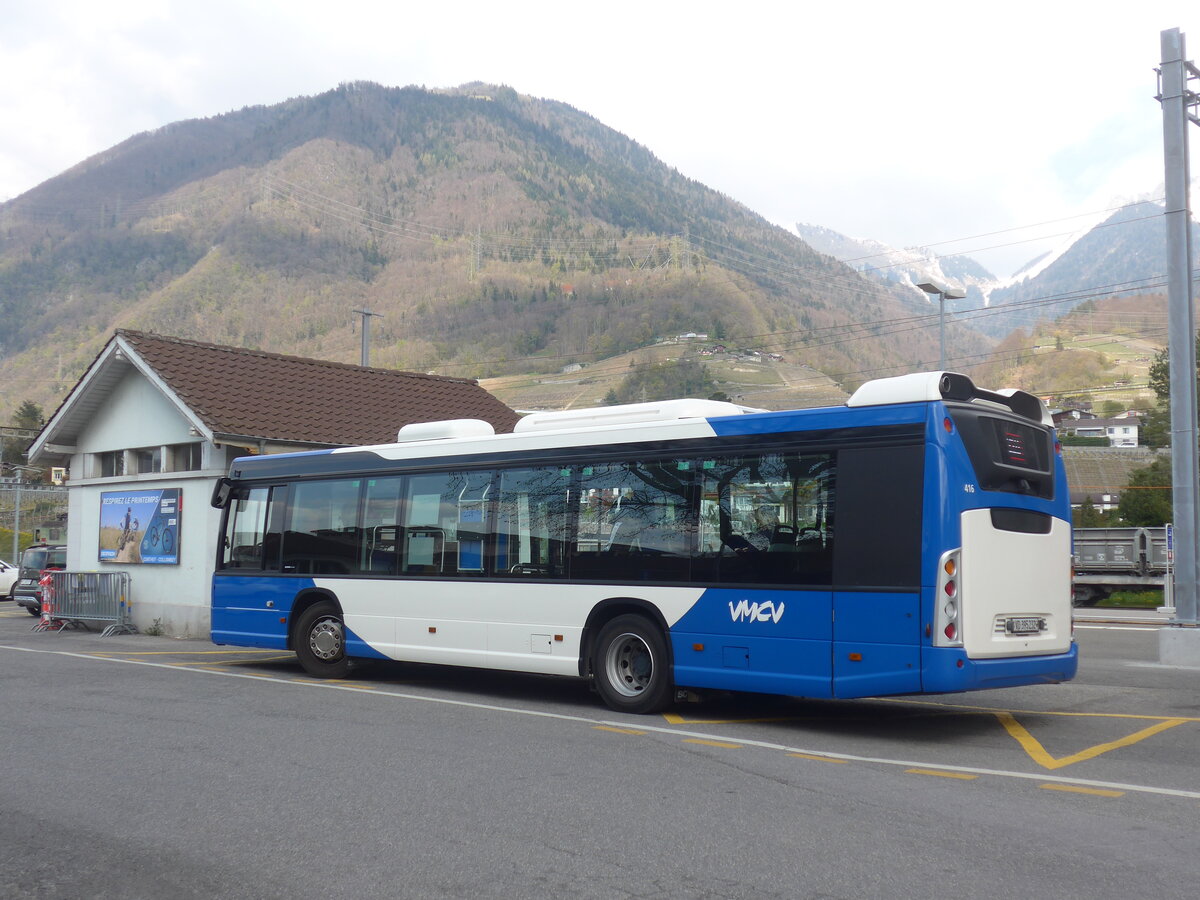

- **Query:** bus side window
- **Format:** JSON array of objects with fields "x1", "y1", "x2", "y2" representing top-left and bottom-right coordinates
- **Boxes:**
[
  {"x1": 572, "y1": 460, "x2": 692, "y2": 582},
  {"x1": 283, "y1": 480, "x2": 361, "y2": 575},
  {"x1": 495, "y1": 467, "x2": 571, "y2": 578},
  {"x1": 222, "y1": 487, "x2": 275, "y2": 570},
  {"x1": 697, "y1": 452, "x2": 833, "y2": 586},
  {"x1": 400, "y1": 471, "x2": 494, "y2": 576},
  {"x1": 360, "y1": 477, "x2": 403, "y2": 575}
]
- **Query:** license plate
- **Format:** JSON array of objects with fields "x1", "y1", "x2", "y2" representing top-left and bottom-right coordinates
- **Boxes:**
[{"x1": 1006, "y1": 617, "x2": 1043, "y2": 635}]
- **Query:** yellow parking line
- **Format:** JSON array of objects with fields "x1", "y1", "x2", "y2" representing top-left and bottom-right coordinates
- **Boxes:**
[
  {"x1": 906, "y1": 768, "x2": 978, "y2": 780},
  {"x1": 1040, "y1": 784, "x2": 1124, "y2": 798},
  {"x1": 881, "y1": 696, "x2": 1200, "y2": 723},
  {"x1": 683, "y1": 738, "x2": 741, "y2": 749},
  {"x1": 594, "y1": 725, "x2": 647, "y2": 735},
  {"x1": 788, "y1": 753, "x2": 849, "y2": 764},
  {"x1": 664, "y1": 712, "x2": 820, "y2": 725},
  {"x1": 996, "y1": 712, "x2": 1190, "y2": 770}
]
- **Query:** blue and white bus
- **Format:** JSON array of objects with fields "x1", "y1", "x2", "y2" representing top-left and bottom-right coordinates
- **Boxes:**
[{"x1": 210, "y1": 371, "x2": 1076, "y2": 713}]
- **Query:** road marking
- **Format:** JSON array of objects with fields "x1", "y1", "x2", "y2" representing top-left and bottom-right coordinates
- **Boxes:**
[
  {"x1": 906, "y1": 768, "x2": 978, "y2": 780},
  {"x1": 1039, "y1": 784, "x2": 1125, "y2": 798},
  {"x1": 5, "y1": 643, "x2": 1200, "y2": 801},
  {"x1": 594, "y1": 725, "x2": 646, "y2": 735},
  {"x1": 173, "y1": 655, "x2": 297, "y2": 668},
  {"x1": 664, "y1": 712, "x2": 802, "y2": 725},
  {"x1": 90, "y1": 649, "x2": 284, "y2": 656},
  {"x1": 683, "y1": 738, "x2": 741, "y2": 749},
  {"x1": 878, "y1": 696, "x2": 1200, "y2": 722},
  {"x1": 995, "y1": 711, "x2": 1190, "y2": 770},
  {"x1": 788, "y1": 753, "x2": 849, "y2": 764}
]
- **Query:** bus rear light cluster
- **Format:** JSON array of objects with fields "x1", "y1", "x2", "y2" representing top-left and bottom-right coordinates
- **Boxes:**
[{"x1": 934, "y1": 549, "x2": 963, "y2": 648}]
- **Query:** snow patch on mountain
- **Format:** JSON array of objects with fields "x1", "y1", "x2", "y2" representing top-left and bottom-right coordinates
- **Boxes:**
[{"x1": 794, "y1": 222, "x2": 992, "y2": 309}]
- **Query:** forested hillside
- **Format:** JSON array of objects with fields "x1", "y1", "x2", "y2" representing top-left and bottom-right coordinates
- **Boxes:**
[{"x1": 0, "y1": 82, "x2": 986, "y2": 421}]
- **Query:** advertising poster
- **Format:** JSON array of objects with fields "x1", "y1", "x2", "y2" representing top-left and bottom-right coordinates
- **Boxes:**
[{"x1": 99, "y1": 488, "x2": 181, "y2": 565}]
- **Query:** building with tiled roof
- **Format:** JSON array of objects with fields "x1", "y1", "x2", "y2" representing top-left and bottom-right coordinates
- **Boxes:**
[
  {"x1": 34, "y1": 330, "x2": 520, "y2": 456},
  {"x1": 25, "y1": 330, "x2": 519, "y2": 636}
]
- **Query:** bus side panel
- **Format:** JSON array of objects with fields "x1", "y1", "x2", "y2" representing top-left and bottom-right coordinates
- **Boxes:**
[
  {"x1": 832, "y1": 590, "x2": 921, "y2": 698},
  {"x1": 211, "y1": 574, "x2": 303, "y2": 649},
  {"x1": 319, "y1": 580, "x2": 707, "y2": 677},
  {"x1": 670, "y1": 587, "x2": 834, "y2": 699}
]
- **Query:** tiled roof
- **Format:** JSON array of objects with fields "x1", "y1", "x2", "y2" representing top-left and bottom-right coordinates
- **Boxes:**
[{"x1": 118, "y1": 330, "x2": 520, "y2": 445}]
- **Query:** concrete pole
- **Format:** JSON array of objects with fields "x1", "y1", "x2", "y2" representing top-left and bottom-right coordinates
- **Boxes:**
[
  {"x1": 353, "y1": 309, "x2": 384, "y2": 367},
  {"x1": 1158, "y1": 29, "x2": 1200, "y2": 661},
  {"x1": 12, "y1": 481, "x2": 19, "y2": 563}
]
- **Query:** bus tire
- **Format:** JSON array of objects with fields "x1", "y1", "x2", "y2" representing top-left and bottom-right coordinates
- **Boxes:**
[
  {"x1": 294, "y1": 600, "x2": 350, "y2": 679},
  {"x1": 593, "y1": 614, "x2": 673, "y2": 714}
]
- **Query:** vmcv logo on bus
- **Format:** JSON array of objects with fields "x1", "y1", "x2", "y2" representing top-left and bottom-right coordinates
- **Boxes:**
[{"x1": 729, "y1": 599, "x2": 785, "y2": 624}]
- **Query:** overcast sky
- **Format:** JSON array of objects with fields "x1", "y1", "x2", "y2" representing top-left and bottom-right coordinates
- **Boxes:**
[{"x1": 2, "y1": 1, "x2": 1196, "y2": 278}]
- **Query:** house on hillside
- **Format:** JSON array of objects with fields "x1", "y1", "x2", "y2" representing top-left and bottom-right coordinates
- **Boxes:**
[
  {"x1": 1064, "y1": 417, "x2": 1141, "y2": 448},
  {"x1": 25, "y1": 330, "x2": 520, "y2": 637},
  {"x1": 1051, "y1": 408, "x2": 1097, "y2": 426}
]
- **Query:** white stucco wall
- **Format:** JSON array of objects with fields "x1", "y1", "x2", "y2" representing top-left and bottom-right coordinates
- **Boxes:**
[
  {"x1": 80, "y1": 371, "x2": 195, "y2": 451},
  {"x1": 66, "y1": 477, "x2": 224, "y2": 637},
  {"x1": 67, "y1": 370, "x2": 224, "y2": 638}
]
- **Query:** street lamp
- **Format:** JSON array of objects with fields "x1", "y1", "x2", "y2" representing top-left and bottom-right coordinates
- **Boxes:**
[{"x1": 916, "y1": 280, "x2": 967, "y2": 370}]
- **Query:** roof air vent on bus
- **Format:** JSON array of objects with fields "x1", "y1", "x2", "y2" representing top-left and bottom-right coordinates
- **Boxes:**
[
  {"x1": 513, "y1": 398, "x2": 760, "y2": 434},
  {"x1": 847, "y1": 371, "x2": 975, "y2": 407},
  {"x1": 396, "y1": 419, "x2": 496, "y2": 442}
]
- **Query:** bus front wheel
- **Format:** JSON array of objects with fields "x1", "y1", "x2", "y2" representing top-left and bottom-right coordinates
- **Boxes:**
[
  {"x1": 294, "y1": 600, "x2": 350, "y2": 679},
  {"x1": 593, "y1": 614, "x2": 673, "y2": 714}
]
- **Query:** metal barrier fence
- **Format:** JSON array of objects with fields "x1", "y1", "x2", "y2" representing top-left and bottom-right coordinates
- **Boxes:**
[{"x1": 35, "y1": 571, "x2": 136, "y2": 636}]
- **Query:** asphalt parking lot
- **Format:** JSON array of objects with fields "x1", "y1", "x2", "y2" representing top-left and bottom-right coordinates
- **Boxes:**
[
  {"x1": 6, "y1": 602, "x2": 1200, "y2": 899},
  {"x1": 4, "y1": 601, "x2": 1199, "y2": 801}
]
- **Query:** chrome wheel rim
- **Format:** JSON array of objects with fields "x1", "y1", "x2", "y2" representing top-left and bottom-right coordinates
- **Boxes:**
[
  {"x1": 309, "y1": 617, "x2": 344, "y2": 661},
  {"x1": 604, "y1": 632, "x2": 654, "y2": 697}
]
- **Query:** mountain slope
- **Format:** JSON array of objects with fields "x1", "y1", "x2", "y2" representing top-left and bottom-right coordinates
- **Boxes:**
[
  {"x1": 982, "y1": 199, "x2": 1200, "y2": 335},
  {"x1": 2, "y1": 82, "x2": 968, "y2": 420}
]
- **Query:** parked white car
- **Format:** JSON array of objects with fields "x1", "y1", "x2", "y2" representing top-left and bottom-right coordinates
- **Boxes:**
[{"x1": 0, "y1": 559, "x2": 17, "y2": 598}]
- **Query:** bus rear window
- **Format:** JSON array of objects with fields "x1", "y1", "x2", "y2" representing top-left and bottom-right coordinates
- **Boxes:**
[
  {"x1": 989, "y1": 419, "x2": 1046, "y2": 471},
  {"x1": 949, "y1": 407, "x2": 1054, "y2": 499}
]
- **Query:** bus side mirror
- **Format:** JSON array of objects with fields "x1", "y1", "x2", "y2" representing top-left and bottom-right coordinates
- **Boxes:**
[{"x1": 211, "y1": 478, "x2": 234, "y2": 509}]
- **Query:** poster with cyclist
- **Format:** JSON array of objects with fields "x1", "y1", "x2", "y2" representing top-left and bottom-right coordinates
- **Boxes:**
[{"x1": 98, "y1": 489, "x2": 180, "y2": 564}]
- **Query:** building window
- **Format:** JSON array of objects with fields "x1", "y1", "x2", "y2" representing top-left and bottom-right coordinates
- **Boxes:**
[
  {"x1": 100, "y1": 451, "x2": 125, "y2": 478},
  {"x1": 135, "y1": 447, "x2": 162, "y2": 474},
  {"x1": 170, "y1": 443, "x2": 203, "y2": 472}
]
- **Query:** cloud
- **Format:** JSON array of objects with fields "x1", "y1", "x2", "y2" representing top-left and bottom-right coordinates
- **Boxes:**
[{"x1": 1, "y1": 0, "x2": 1196, "y2": 278}]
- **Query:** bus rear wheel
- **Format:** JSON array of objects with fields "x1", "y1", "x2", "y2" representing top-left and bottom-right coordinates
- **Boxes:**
[
  {"x1": 294, "y1": 600, "x2": 350, "y2": 679},
  {"x1": 593, "y1": 614, "x2": 673, "y2": 714}
]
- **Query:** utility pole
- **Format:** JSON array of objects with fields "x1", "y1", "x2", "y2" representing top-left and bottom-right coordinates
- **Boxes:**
[
  {"x1": 469, "y1": 227, "x2": 482, "y2": 280},
  {"x1": 1156, "y1": 27, "x2": 1200, "y2": 661},
  {"x1": 4, "y1": 463, "x2": 42, "y2": 562},
  {"x1": 352, "y1": 309, "x2": 384, "y2": 367}
]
